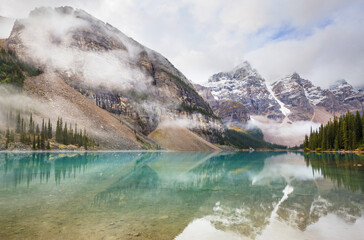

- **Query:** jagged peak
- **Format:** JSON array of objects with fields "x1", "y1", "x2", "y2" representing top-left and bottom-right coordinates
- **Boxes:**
[
  {"x1": 208, "y1": 61, "x2": 261, "y2": 83},
  {"x1": 329, "y1": 79, "x2": 350, "y2": 89},
  {"x1": 290, "y1": 72, "x2": 300, "y2": 79},
  {"x1": 232, "y1": 61, "x2": 252, "y2": 71},
  {"x1": 231, "y1": 61, "x2": 260, "y2": 77},
  {"x1": 272, "y1": 72, "x2": 301, "y2": 86},
  {"x1": 280, "y1": 72, "x2": 301, "y2": 80},
  {"x1": 29, "y1": 6, "x2": 75, "y2": 17},
  {"x1": 27, "y1": 6, "x2": 106, "y2": 28}
]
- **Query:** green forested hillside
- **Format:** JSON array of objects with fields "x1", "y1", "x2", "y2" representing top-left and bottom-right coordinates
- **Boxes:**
[
  {"x1": 304, "y1": 111, "x2": 364, "y2": 151},
  {"x1": 224, "y1": 129, "x2": 286, "y2": 150},
  {"x1": 0, "y1": 48, "x2": 42, "y2": 87},
  {"x1": 2, "y1": 110, "x2": 98, "y2": 150}
]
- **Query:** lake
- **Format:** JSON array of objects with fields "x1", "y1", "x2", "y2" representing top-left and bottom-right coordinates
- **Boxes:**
[{"x1": 0, "y1": 151, "x2": 363, "y2": 240}]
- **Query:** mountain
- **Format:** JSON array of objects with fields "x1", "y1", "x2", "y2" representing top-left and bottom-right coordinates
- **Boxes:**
[
  {"x1": 2, "y1": 6, "x2": 225, "y2": 151},
  {"x1": 271, "y1": 73, "x2": 314, "y2": 121},
  {"x1": 194, "y1": 84, "x2": 250, "y2": 126},
  {"x1": 329, "y1": 79, "x2": 364, "y2": 111},
  {"x1": 205, "y1": 62, "x2": 284, "y2": 121},
  {"x1": 205, "y1": 62, "x2": 363, "y2": 123},
  {"x1": 202, "y1": 62, "x2": 364, "y2": 146},
  {"x1": 272, "y1": 74, "x2": 364, "y2": 120}
]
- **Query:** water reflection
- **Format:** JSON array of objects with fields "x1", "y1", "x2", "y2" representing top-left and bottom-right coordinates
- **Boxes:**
[
  {"x1": 0, "y1": 151, "x2": 363, "y2": 240},
  {"x1": 304, "y1": 152, "x2": 364, "y2": 192}
]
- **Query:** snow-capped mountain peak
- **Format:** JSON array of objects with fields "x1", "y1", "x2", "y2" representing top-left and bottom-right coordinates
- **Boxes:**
[
  {"x1": 204, "y1": 62, "x2": 284, "y2": 120},
  {"x1": 329, "y1": 79, "x2": 351, "y2": 90}
]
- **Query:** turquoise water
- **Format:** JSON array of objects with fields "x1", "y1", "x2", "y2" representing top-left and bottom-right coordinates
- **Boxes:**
[{"x1": 0, "y1": 151, "x2": 363, "y2": 240}]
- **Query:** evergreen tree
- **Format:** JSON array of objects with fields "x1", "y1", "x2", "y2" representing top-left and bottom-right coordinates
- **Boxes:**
[
  {"x1": 342, "y1": 120, "x2": 348, "y2": 150},
  {"x1": 37, "y1": 135, "x2": 40, "y2": 149},
  {"x1": 36, "y1": 124, "x2": 40, "y2": 135},
  {"x1": 355, "y1": 111, "x2": 362, "y2": 142},
  {"x1": 63, "y1": 122, "x2": 68, "y2": 145},
  {"x1": 48, "y1": 119, "x2": 52, "y2": 139},
  {"x1": 334, "y1": 135, "x2": 339, "y2": 150},
  {"x1": 305, "y1": 111, "x2": 364, "y2": 151},
  {"x1": 304, "y1": 135, "x2": 309, "y2": 149},
  {"x1": 5, "y1": 128, "x2": 10, "y2": 149},
  {"x1": 16, "y1": 112, "x2": 21, "y2": 133},
  {"x1": 29, "y1": 113, "x2": 34, "y2": 134}
]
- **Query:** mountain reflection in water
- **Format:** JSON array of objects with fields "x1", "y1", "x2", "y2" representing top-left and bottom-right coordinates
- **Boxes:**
[{"x1": 0, "y1": 151, "x2": 363, "y2": 240}]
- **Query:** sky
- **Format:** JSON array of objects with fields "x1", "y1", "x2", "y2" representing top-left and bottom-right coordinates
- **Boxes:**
[{"x1": 0, "y1": 0, "x2": 364, "y2": 88}]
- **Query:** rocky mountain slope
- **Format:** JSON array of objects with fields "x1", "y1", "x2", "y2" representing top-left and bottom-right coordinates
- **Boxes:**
[
  {"x1": 204, "y1": 62, "x2": 284, "y2": 121},
  {"x1": 194, "y1": 84, "x2": 250, "y2": 127},
  {"x1": 272, "y1": 74, "x2": 364, "y2": 121},
  {"x1": 202, "y1": 62, "x2": 363, "y2": 146},
  {"x1": 204, "y1": 62, "x2": 363, "y2": 124},
  {"x1": 2, "y1": 6, "x2": 225, "y2": 150}
]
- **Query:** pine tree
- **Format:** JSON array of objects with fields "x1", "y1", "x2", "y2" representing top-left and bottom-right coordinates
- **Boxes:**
[
  {"x1": 355, "y1": 111, "x2": 362, "y2": 143},
  {"x1": 29, "y1": 113, "x2": 33, "y2": 134},
  {"x1": 63, "y1": 122, "x2": 68, "y2": 145},
  {"x1": 342, "y1": 120, "x2": 348, "y2": 150},
  {"x1": 334, "y1": 135, "x2": 339, "y2": 150},
  {"x1": 48, "y1": 119, "x2": 52, "y2": 139},
  {"x1": 352, "y1": 130, "x2": 357, "y2": 150},
  {"x1": 303, "y1": 135, "x2": 309, "y2": 149},
  {"x1": 5, "y1": 128, "x2": 10, "y2": 149},
  {"x1": 37, "y1": 135, "x2": 40, "y2": 149},
  {"x1": 16, "y1": 112, "x2": 21, "y2": 133},
  {"x1": 56, "y1": 118, "x2": 60, "y2": 142},
  {"x1": 36, "y1": 124, "x2": 40, "y2": 135}
]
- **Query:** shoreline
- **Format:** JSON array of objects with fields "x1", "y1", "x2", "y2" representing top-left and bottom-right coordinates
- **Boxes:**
[
  {"x1": 0, "y1": 149, "x2": 171, "y2": 153},
  {"x1": 303, "y1": 150, "x2": 364, "y2": 154},
  {"x1": 1, "y1": 149, "x2": 363, "y2": 154}
]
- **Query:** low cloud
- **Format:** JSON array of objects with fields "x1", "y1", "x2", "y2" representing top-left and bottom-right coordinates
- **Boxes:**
[
  {"x1": 250, "y1": 117, "x2": 320, "y2": 147},
  {"x1": 0, "y1": 85, "x2": 52, "y2": 129},
  {"x1": 15, "y1": 7, "x2": 152, "y2": 92},
  {"x1": 2, "y1": 0, "x2": 363, "y2": 87}
]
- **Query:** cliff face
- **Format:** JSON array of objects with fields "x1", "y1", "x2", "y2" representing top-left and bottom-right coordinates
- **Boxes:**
[
  {"x1": 271, "y1": 73, "x2": 314, "y2": 121},
  {"x1": 194, "y1": 84, "x2": 250, "y2": 126},
  {"x1": 6, "y1": 6, "x2": 223, "y2": 147},
  {"x1": 272, "y1": 74, "x2": 364, "y2": 120},
  {"x1": 205, "y1": 62, "x2": 363, "y2": 125}
]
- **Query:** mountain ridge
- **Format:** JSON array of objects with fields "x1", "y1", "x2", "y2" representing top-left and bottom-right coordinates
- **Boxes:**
[{"x1": 1, "y1": 6, "x2": 226, "y2": 151}]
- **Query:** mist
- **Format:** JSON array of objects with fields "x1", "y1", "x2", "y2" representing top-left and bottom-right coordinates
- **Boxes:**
[
  {"x1": 15, "y1": 7, "x2": 152, "y2": 92},
  {"x1": 250, "y1": 117, "x2": 320, "y2": 147},
  {"x1": 0, "y1": 85, "x2": 55, "y2": 130}
]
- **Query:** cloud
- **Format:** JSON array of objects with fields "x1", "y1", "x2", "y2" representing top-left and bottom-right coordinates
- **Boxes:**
[
  {"x1": 1, "y1": 0, "x2": 363, "y2": 87},
  {"x1": 250, "y1": 117, "x2": 321, "y2": 147},
  {"x1": 15, "y1": 7, "x2": 152, "y2": 92},
  {"x1": 0, "y1": 85, "x2": 52, "y2": 129},
  {"x1": 246, "y1": 4, "x2": 364, "y2": 88},
  {"x1": 0, "y1": 17, "x2": 15, "y2": 38}
]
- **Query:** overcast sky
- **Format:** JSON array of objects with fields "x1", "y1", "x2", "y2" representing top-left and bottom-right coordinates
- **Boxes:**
[{"x1": 0, "y1": 0, "x2": 363, "y2": 88}]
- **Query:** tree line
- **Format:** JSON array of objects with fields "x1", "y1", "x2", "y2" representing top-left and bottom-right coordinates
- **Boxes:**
[
  {"x1": 304, "y1": 111, "x2": 364, "y2": 151},
  {"x1": 55, "y1": 117, "x2": 97, "y2": 149},
  {"x1": 0, "y1": 48, "x2": 42, "y2": 87},
  {"x1": 4, "y1": 111, "x2": 98, "y2": 150}
]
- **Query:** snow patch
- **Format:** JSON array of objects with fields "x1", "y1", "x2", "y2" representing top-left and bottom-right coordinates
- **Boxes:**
[{"x1": 266, "y1": 82, "x2": 291, "y2": 117}]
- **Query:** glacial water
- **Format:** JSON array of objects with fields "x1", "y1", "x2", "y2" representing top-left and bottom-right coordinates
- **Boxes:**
[{"x1": 0, "y1": 151, "x2": 363, "y2": 240}]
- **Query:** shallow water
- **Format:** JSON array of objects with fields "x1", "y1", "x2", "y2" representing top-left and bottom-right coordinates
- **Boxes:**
[{"x1": 0, "y1": 151, "x2": 363, "y2": 240}]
